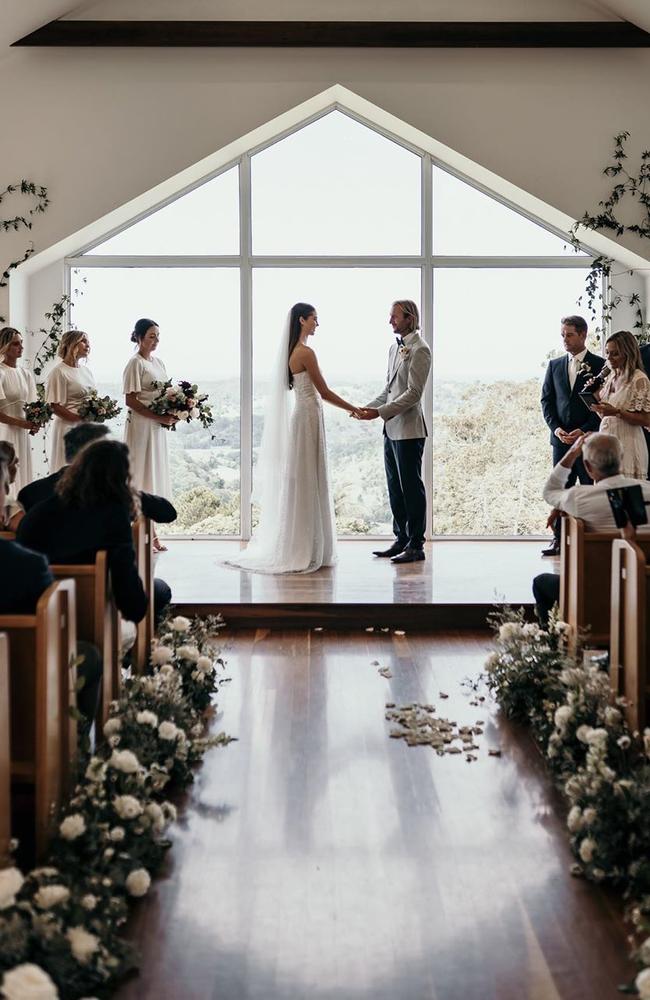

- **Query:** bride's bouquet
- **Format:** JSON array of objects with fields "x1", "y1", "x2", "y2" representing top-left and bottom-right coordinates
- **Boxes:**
[
  {"x1": 149, "y1": 379, "x2": 214, "y2": 430},
  {"x1": 24, "y1": 386, "x2": 53, "y2": 432},
  {"x1": 77, "y1": 390, "x2": 122, "y2": 423}
]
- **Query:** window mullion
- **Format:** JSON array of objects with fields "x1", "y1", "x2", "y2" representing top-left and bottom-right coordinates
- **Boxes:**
[{"x1": 240, "y1": 155, "x2": 253, "y2": 540}]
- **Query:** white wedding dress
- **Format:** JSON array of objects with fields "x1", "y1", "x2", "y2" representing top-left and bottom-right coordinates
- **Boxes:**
[{"x1": 226, "y1": 360, "x2": 337, "y2": 574}]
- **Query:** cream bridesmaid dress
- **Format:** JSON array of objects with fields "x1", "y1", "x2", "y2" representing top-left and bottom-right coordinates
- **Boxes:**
[
  {"x1": 0, "y1": 361, "x2": 38, "y2": 493},
  {"x1": 45, "y1": 361, "x2": 96, "y2": 472},
  {"x1": 122, "y1": 352, "x2": 172, "y2": 499}
]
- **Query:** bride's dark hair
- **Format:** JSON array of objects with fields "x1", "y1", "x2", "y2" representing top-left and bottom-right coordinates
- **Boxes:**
[{"x1": 287, "y1": 302, "x2": 316, "y2": 389}]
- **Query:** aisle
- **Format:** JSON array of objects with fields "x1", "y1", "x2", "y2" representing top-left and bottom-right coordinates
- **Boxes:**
[{"x1": 116, "y1": 630, "x2": 631, "y2": 1000}]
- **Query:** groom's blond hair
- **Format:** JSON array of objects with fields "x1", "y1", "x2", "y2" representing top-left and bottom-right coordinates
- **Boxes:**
[{"x1": 393, "y1": 300, "x2": 420, "y2": 334}]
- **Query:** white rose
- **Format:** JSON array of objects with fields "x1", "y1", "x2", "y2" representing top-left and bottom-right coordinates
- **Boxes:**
[
  {"x1": 190, "y1": 407, "x2": 200, "y2": 419},
  {"x1": 582, "y1": 808, "x2": 597, "y2": 826},
  {"x1": 566, "y1": 806, "x2": 583, "y2": 833},
  {"x1": 81, "y1": 894, "x2": 97, "y2": 911},
  {"x1": 0, "y1": 868, "x2": 24, "y2": 910},
  {"x1": 113, "y1": 795, "x2": 143, "y2": 820},
  {"x1": 636, "y1": 968, "x2": 650, "y2": 1000},
  {"x1": 1, "y1": 964, "x2": 59, "y2": 1000},
  {"x1": 178, "y1": 411, "x2": 189, "y2": 421},
  {"x1": 498, "y1": 622, "x2": 520, "y2": 642},
  {"x1": 59, "y1": 814, "x2": 86, "y2": 841},
  {"x1": 67, "y1": 926, "x2": 99, "y2": 964},
  {"x1": 150, "y1": 646, "x2": 174, "y2": 666},
  {"x1": 576, "y1": 725, "x2": 592, "y2": 744},
  {"x1": 136, "y1": 710, "x2": 159, "y2": 727},
  {"x1": 158, "y1": 721, "x2": 179, "y2": 741},
  {"x1": 103, "y1": 718, "x2": 121, "y2": 738},
  {"x1": 125, "y1": 868, "x2": 151, "y2": 897},
  {"x1": 34, "y1": 884, "x2": 70, "y2": 909},
  {"x1": 554, "y1": 705, "x2": 573, "y2": 731},
  {"x1": 109, "y1": 749, "x2": 140, "y2": 774},
  {"x1": 170, "y1": 616, "x2": 191, "y2": 632},
  {"x1": 196, "y1": 655, "x2": 214, "y2": 675},
  {"x1": 109, "y1": 826, "x2": 126, "y2": 842},
  {"x1": 578, "y1": 837, "x2": 597, "y2": 864},
  {"x1": 176, "y1": 645, "x2": 199, "y2": 662},
  {"x1": 638, "y1": 937, "x2": 650, "y2": 966}
]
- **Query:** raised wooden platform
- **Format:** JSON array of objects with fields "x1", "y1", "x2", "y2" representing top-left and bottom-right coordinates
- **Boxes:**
[{"x1": 156, "y1": 539, "x2": 551, "y2": 628}]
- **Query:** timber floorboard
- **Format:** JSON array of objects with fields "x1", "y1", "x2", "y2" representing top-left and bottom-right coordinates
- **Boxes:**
[{"x1": 115, "y1": 629, "x2": 632, "y2": 1000}]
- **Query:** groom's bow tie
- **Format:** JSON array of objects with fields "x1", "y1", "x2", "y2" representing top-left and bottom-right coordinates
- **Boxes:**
[{"x1": 395, "y1": 336, "x2": 405, "y2": 347}]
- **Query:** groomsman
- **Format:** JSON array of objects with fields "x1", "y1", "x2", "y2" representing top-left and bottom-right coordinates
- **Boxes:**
[
  {"x1": 358, "y1": 300, "x2": 431, "y2": 563},
  {"x1": 540, "y1": 314, "x2": 605, "y2": 555}
]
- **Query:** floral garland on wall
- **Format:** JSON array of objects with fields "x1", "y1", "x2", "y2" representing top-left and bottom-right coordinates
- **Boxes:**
[
  {"x1": 484, "y1": 608, "x2": 650, "y2": 998},
  {"x1": 0, "y1": 614, "x2": 235, "y2": 1000}
]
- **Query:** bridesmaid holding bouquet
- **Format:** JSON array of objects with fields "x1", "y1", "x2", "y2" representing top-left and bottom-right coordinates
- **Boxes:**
[
  {"x1": 0, "y1": 327, "x2": 38, "y2": 494},
  {"x1": 45, "y1": 330, "x2": 96, "y2": 472},
  {"x1": 123, "y1": 318, "x2": 177, "y2": 550}
]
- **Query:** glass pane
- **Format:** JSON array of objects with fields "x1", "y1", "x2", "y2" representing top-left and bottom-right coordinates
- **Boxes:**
[
  {"x1": 86, "y1": 167, "x2": 239, "y2": 256},
  {"x1": 432, "y1": 267, "x2": 598, "y2": 536},
  {"x1": 252, "y1": 111, "x2": 421, "y2": 255},
  {"x1": 433, "y1": 167, "x2": 586, "y2": 256},
  {"x1": 253, "y1": 268, "x2": 421, "y2": 534},
  {"x1": 70, "y1": 267, "x2": 240, "y2": 535}
]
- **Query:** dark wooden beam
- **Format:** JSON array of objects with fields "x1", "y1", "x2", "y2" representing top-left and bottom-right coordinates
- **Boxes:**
[{"x1": 12, "y1": 19, "x2": 650, "y2": 48}]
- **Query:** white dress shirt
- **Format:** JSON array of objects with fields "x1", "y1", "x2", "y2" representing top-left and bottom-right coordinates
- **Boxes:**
[
  {"x1": 568, "y1": 348, "x2": 588, "y2": 391},
  {"x1": 543, "y1": 462, "x2": 650, "y2": 533}
]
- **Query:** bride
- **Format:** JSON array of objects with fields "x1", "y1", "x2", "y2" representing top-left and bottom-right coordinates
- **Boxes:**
[{"x1": 226, "y1": 302, "x2": 361, "y2": 574}]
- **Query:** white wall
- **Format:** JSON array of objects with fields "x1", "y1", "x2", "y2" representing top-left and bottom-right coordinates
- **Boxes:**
[{"x1": 1, "y1": 41, "x2": 650, "y2": 325}]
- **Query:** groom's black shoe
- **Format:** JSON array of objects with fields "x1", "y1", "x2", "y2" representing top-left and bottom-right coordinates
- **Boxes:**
[
  {"x1": 373, "y1": 542, "x2": 406, "y2": 558},
  {"x1": 391, "y1": 547, "x2": 425, "y2": 564}
]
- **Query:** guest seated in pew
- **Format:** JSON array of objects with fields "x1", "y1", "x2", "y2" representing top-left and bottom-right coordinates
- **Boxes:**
[
  {"x1": 0, "y1": 440, "x2": 24, "y2": 531},
  {"x1": 17, "y1": 439, "x2": 171, "y2": 627},
  {"x1": 18, "y1": 422, "x2": 178, "y2": 526},
  {"x1": 533, "y1": 432, "x2": 650, "y2": 625},
  {"x1": 0, "y1": 454, "x2": 102, "y2": 720}
]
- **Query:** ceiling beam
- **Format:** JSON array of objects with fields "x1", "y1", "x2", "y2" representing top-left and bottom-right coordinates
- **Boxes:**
[{"x1": 12, "y1": 19, "x2": 650, "y2": 47}]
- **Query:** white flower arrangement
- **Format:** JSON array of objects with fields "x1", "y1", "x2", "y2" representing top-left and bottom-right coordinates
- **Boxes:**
[
  {"x1": 103, "y1": 718, "x2": 121, "y2": 738},
  {"x1": 1, "y1": 964, "x2": 59, "y2": 1000},
  {"x1": 66, "y1": 925, "x2": 100, "y2": 964},
  {"x1": 170, "y1": 616, "x2": 191, "y2": 632},
  {"x1": 150, "y1": 645, "x2": 174, "y2": 665},
  {"x1": 125, "y1": 869, "x2": 151, "y2": 898},
  {"x1": 0, "y1": 867, "x2": 24, "y2": 910},
  {"x1": 158, "y1": 720, "x2": 180, "y2": 741},
  {"x1": 59, "y1": 814, "x2": 86, "y2": 841},
  {"x1": 136, "y1": 709, "x2": 159, "y2": 727},
  {"x1": 33, "y1": 885, "x2": 70, "y2": 909},
  {"x1": 109, "y1": 749, "x2": 140, "y2": 774},
  {"x1": 176, "y1": 644, "x2": 200, "y2": 663},
  {"x1": 112, "y1": 795, "x2": 143, "y2": 820}
]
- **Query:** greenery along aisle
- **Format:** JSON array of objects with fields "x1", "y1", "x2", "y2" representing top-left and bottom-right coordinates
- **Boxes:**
[
  {"x1": 485, "y1": 609, "x2": 650, "y2": 998},
  {"x1": 0, "y1": 615, "x2": 235, "y2": 1000}
]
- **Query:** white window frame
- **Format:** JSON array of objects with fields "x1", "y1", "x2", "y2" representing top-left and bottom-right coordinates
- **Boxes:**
[{"x1": 64, "y1": 105, "x2": 599, "y2": 541}]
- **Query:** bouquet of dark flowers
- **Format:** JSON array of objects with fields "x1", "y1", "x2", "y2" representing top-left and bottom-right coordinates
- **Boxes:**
[
  {"x1": 23, "y1": 384, "x2": 53, "y2": 432},
  {"x1": 77, "y1": 390, "x2": 122, "y2": 423},
  {"x1": 148, "y1": 379, "x2": 213, "y2": 430}
]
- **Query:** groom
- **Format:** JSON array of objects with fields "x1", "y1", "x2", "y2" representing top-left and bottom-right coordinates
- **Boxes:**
[{"x1": 357, "y1": 300, "x2": 432, "y2": 563}]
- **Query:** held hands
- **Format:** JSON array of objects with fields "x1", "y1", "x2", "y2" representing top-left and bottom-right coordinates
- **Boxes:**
[
  {"x1": 159, "y1": 414, "x2": 179, "y2": 428},
  {"x1": 554, "y1": 427, "x2": 582, "y2": 445},
  {"x1": 350, "y1": 407, "x2": 380, "y2": 421}
]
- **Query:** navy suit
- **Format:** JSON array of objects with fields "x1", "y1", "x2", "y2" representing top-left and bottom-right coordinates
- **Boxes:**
[{"x1": 541, "y1": 349, "x2": 606, "y2": 541}]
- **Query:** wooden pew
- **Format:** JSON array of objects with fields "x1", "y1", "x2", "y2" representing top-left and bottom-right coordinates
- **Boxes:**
[
  {"x1": 559, "y1": 515, "x2": 650, "y2": 651},
  {"x1": 132, "y1": 517, "x2": 154, "y2": 674},
  {"x1": 50, "y1": 552, "x2": 120, "y2": 724},
  {"x1": 610, "y1": 539, "x2": 649, "y2": 732},
  {"x1": 0, "y1": 581, "x2": 77, "y2": 858},
  {"x1": 0, "y1": 634, "x2": 11, "y2": 866}
]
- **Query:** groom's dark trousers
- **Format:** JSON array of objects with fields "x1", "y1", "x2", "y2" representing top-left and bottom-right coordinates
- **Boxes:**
[{"x1": 384, "y1": 435, "x2": 426, "y2": 550}]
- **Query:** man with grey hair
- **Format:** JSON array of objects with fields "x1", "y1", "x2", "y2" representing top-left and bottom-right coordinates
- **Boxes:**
[{"x1": 533, "y1": 432, "x2": 650, "y2": 624}]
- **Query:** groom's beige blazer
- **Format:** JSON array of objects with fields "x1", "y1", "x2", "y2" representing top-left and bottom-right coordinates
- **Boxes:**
[{"x1": 366, "y1": 331, "x2": 432, "y2": 440}]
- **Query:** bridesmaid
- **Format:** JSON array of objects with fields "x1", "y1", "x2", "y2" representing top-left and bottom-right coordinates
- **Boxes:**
[
  {"x1": 123, "y1": 318, "x2": 176, "y2": 550},
  {"x1": 0, "y1": 327, "x2": 38, "y2": 494},
  {"x1": 46, "y1": 330, "x2": 96, "y2": 472}
]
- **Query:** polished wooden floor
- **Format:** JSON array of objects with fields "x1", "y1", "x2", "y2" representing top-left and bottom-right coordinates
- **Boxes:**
[
  {"x1": 116, "y1": 630, "x2": 631, "y2": 1000},
  {"x1": 156, "y1": 540, "x2": 551, "y2": 627}
]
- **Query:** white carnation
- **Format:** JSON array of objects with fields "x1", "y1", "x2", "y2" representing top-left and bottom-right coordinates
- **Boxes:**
[
  {"x1": 170, "y1": 616, "x2": 191, "y2": 632},
  {"x1": 67, "y1": 925, "x2": 99, "y2": 964},
  {"x1": 59, "y1": 814, "x2": 86, "y2": 841},
  {"x1": 34, "y1": 885, "x2": 70, "y2": 909},
  {"x1": 566, "y1": 806, "x2": 583, "y2": 833},
  {"x1": 109, "y1": 749, "x2": 140, "y2": 774},
  {"x1": 103, "y1": 718, "x2": 121, "y2": 738},
  {"x1": 636, "y1": 968, "x2": 650, "y2": 1000},
  {"x1": 125, "y1": 868, "x2": 151, "y2": 897},
  {"x1": 113, "y1": 795, "x2": 143, "y2": 820},
  {"x1": 109, "y1": 826, "x2": 125, "y2": 842},
  {"x1": 578, "y1": 837, "x2": 597, "y2": 864},
  {"x1": 0, "y1": 868, "x2": 24, "y2": 910},
  {"x1": 1, "y1": 964, "x2": 59, "y2": 1000},
  {"x1": 150, "y1": 646, "x2": 174, "y2": 666},
  {"x1": 136, "y1": 710, "x2": 159, "y2": 727},
  {"x1": 158, "y1": 721, "x2": 179, "y2": 741},
  {"x1": 196, "y1": 655, "x2": 214, "y2": 675},
  {"x1": 177, "y1": 645, "x2": 199, "y2": 662}
]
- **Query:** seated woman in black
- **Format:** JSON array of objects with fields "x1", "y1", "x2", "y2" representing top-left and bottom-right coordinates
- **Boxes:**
[{"x1": 17, "y1": 439, "x2": 149, "y2": 626}]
